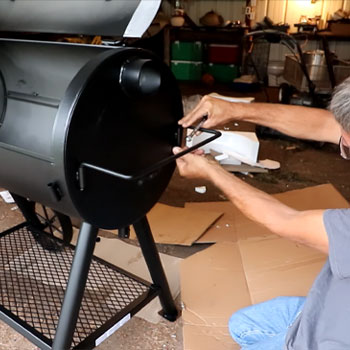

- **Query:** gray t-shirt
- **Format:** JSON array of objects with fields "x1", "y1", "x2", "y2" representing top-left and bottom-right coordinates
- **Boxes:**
[{"x1": 285, "y1": 209, "x2": 350, "y2": 350}]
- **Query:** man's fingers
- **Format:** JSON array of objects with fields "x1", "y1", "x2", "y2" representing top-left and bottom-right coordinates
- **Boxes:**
[
  {"x1": 173, "y1": 146, "x2": 204, "y2": 157},
  {"x1": 179, "y1": 109, "x2": 209, "y2": 128},
  {"x1": 179, "y1": 97, "x2": 210, "y2": 127},
  {"x1": 172, "y1": 146, "x2": 183, "y2": 154},
  {"x1": 192, "y1": 149, "x2": 204, "y2": 156}
]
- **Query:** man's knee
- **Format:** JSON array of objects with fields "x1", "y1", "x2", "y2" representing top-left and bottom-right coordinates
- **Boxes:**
[{"x1": 228, "y1": 306, "x2": 260, "y2": 345}]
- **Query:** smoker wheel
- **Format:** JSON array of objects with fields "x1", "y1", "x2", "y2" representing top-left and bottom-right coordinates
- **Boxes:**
[
  {"x1": 35, "y1": 204, "x2": 73, "y2": 247},
  {"x1": 10, "y1": 193, "x2": 73, "y2": 250}
]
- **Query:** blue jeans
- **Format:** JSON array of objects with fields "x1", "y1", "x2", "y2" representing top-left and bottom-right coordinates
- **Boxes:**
[{"x1": 228, "y1": 296, "x2": 306, "y2": 350}]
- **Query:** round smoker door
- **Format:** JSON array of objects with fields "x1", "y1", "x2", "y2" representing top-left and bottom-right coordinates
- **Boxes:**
[{"x1": 64, "y1": 48, "x2": 183, "y2": 229}]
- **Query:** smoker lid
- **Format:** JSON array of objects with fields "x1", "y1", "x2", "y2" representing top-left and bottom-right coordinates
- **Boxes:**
[{"x1": 0, "y1": 0, "x2": 161, "y2": 38}]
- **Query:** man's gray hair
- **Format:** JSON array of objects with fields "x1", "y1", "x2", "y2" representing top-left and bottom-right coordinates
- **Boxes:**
[{"x1": 329, "y1": 76, "x2": 350, "y2": 131}]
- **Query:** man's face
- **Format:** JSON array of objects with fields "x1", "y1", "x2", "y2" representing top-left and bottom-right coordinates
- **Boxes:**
[{"x1": 340, "y1": 129, "x2": 350, "y2": 160}]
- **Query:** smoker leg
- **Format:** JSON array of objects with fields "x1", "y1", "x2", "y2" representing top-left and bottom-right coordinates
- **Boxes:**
[
  {"x1": 118, "y1": 226, "x2": 130, "y2": 239},
  {"x1": 10, "y1": 193, "x2": 42, "y2": 228},
  {"x1": 133, "y1": 216, "x2": 178, "y2": 321},
  {"x1": 52, "y1": 222, "x2": 99, "y2": 350}
]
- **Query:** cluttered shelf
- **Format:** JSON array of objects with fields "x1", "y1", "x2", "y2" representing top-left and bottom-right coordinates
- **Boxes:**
[
  {"x1": 292, "y1": 31, "x2": 350, "y2": 41},
  {"x1": 164, "y1": 25, "x2": 248, "y2": 90},
  {"x1": 163, "y1": 25, "x2": 247, "y2": 65}
]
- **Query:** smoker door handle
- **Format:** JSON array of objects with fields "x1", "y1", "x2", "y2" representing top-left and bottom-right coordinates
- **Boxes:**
[
  {"x1": 0, "y1": 70, "x2": 7, "y2": 128},
  {"x1": 78, "y1": 128, "x2": 221, "y2": 191}
]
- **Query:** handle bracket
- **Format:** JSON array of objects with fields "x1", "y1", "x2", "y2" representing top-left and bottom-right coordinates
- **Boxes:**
[{"x1": 77, "y1": 127, "x2": 221, "y2": 191}]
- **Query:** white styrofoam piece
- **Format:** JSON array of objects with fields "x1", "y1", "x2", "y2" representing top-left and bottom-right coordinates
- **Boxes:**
[
  {"x1": 218, "y1": 155, "x2": 242, "y2": 166},
  {"x1": 214, "y1": 153, "x2": 229, "y2": 161},
  {"x1": 258, "y1": 159, "x2": 280, "y2": 170},
  {"x1": 186, "y1": 129, "x2": 280, "y2": 170},
  {"x1": 190, "y1": 130, "x2": 259, "y2": 164},
  {"x1": 0, "y1": 190, "x2": 15, "y2": 203},
  {"x1": 195, "y1": 186, "x2": 207, "y2": 194},
  {"x1": 209, "y1": 92, "x2": 255, "y2": 103}
]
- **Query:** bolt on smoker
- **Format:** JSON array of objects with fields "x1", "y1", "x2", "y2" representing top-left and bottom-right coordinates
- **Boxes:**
[{"x1": 0, "y1": 1, "x2": 220, "y2": 349}]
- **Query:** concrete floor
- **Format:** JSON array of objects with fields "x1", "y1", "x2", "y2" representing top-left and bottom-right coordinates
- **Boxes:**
[{"x1": 0, "y1": 316, "x2": 183, "y2": 350}]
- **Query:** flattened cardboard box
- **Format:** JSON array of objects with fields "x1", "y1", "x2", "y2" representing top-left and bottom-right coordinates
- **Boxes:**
[
  {"x1": 181, "y1": 243, "x2": 247, "y2": 350},
  {"x1": 187, "y1": 184, "x2": 350, "y2": 244},
  {"x1": 181, "y1": 184, "x2": 348, "y2": 350},
  {"x1": 106, "y1": 203, "x2": 223, "y2": 246}
]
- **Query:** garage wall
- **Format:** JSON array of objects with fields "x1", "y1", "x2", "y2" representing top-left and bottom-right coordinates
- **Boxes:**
[
  {"x1": 163, "y1": 1, "x2": 349, "y2": 32},
  {"x1": 254, "y1": 0, "x2": 349, "y2": 32},
  {"x1": 162, "y1": 0, "x2": 246, "y2": 24}
]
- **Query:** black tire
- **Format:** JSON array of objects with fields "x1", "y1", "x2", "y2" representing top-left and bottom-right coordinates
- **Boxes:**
[
  {"x1": 35, "y1": 203, "x2": 73, "y2": 245},
  {"x1": 11, "y1": 193, "x2": 73, "y2": 250}
]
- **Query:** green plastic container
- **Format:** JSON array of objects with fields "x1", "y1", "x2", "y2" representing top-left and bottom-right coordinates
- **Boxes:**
[
  {"x1": 171, "y1": 60, "x2": 203, "y2": 81},
  {"x1": 171, "y1": 41, "x2": 203, "y2": 61},
  {"x1": 206, "y1": 63, "x2": 240, "y2": 83}
]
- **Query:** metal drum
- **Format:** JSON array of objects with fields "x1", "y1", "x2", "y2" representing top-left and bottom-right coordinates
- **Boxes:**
[{"x1": 0, "y1": 39, "x2": 184, "y2": 229}]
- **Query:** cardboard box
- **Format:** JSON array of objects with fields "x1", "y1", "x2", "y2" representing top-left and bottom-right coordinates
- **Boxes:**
[
  {"x1": 107, "y1": 203, "x2": 223, "y2": 246},
  {"x1": 187, "y1": 184, "x2": 349, "y2": 244},
  {"x1": 328, "y1": 21, "x2": 350, "y2": 36},
  {"x1": 181, "y1": 242, "x2": 248, "y2": 350},
  {"x1": 181, "y1": 184, "x2": 349, "y2": 350}
]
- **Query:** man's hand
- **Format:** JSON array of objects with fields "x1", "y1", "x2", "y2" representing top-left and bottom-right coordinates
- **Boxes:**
[
  {"x1": 173, "y1": 147, "x2": 328, "y2": 253},
  {"x1": 172, "y1": 146, "x2": 219, "y2": 180},
  {"x1": 179, "y1": 95, "x2": 341, "y2": 144},
  {"x1": 179, "y1": 95, "x2": 242, "y2": 129}
]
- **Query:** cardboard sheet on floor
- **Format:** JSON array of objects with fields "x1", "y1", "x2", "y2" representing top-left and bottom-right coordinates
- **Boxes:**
[
  {"x1": 181, "y1": 240, "x2": 327, "y2": 350},
  {"x1": 181, "y1": 242, "x2": 248, "y2": 350},
  {"x1": 185, "y1": 201, "x2": 239, "y2": 243},
  {"x1": 181, "y1": 184, "x2": 349, "y2": 350},
  {"x1": 71, "y1": 229, "x2": 181, "y2": 323},
  {"x1": 234, "y1": 183, "x2": 350, "y2": 241},
  {"x1": 107, "y1": 203, "x2": 223, "y2": 246},
  {"x1": 238, "y1": 236, "x2": 327, "y2": 304},
  {"x1": 186, "y1": 200, "x2": 274, "y2": 244},
  {"x1": 188, "y1": 184, "x2": 349, "y2": 244}
]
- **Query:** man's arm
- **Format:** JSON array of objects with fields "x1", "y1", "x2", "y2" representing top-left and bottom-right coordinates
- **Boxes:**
[
  {"x1": 179, "y1": 95, "x2": 341, "y2": 144},
  {"x1": 173, "y1": 147, "x2": 329, "y2": 254}
]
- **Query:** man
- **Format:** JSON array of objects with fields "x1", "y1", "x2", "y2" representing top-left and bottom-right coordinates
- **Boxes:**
[{"x1": 173, "y1": 76, "x2": 350, "y2": 350}]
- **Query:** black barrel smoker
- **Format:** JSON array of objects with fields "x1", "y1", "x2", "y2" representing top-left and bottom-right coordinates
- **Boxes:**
[{"x1": 0, "y1": 1, "x2": 220, "y2": 349}]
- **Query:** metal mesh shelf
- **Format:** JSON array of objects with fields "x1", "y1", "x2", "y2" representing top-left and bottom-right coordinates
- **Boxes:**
[{"x1": 0, "y1": 223, "x2": 158, "y2": 349}]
